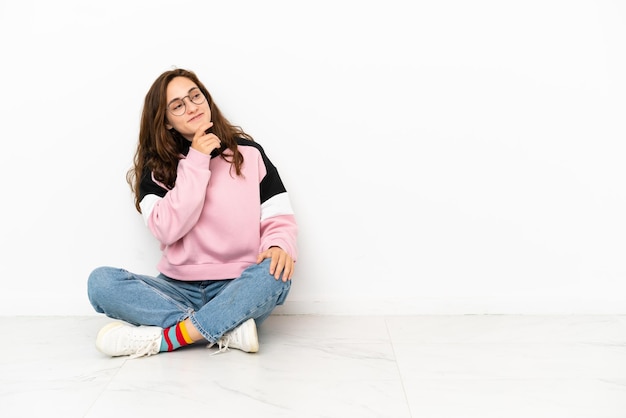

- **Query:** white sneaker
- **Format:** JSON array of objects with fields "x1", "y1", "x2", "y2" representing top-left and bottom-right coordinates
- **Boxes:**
[
  {"x1": 209, "y1": 318, "x2": 259, "y2": 354},
  {"x1": 96, "y1": 321, "x2": 162, "y2": 358}
]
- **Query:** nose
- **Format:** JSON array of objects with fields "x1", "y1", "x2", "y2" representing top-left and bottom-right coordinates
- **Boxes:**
[{"x1": 183, "y1": 97, "x2": 199, "y2": 113}]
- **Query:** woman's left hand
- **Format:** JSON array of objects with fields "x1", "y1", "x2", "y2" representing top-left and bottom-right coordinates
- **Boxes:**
[{"x1": 257, "y1": 246, "x2": 295, "y2": 282}]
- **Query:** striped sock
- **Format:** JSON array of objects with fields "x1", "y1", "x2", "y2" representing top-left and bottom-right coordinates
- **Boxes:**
[{"x1": 160, "y1": 321, "x2": 195, "y2": 352}]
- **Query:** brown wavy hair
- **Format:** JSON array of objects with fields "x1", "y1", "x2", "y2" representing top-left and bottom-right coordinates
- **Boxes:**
[{"x1": 126, "y1": 68, "x2": 253, "y2": 213}]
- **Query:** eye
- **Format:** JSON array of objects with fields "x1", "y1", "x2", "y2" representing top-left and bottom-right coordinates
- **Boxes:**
[{"x1": 170, "y1": 100, "x2": 184, "y2": 112}]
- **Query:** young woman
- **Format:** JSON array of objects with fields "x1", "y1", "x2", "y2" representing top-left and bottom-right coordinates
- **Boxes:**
[{"x1": 87, "y1": 68, "x2": 297, "y2": 358}]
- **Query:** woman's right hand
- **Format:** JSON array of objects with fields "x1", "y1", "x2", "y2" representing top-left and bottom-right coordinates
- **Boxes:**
[{"x1": 191, "y1": 122, "x2": 221, "y2": 155}]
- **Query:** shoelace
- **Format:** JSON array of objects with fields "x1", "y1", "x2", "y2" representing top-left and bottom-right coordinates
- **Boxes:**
[
  {"x1": 208, "y1": 335, "x2": 232, "y2": 356},
  {"x1": 128, "y1": 337, "x2": 161, "y2": 359}
]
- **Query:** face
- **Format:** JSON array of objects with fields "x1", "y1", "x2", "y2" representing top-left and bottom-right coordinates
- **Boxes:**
[{"x1": 164, "y1": 76, "x2": 212, "y2": 141}]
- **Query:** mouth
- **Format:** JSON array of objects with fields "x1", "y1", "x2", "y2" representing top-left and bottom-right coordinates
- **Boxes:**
[{"x1": 188, "y1": 113, "x2": 204, "y2": 123}]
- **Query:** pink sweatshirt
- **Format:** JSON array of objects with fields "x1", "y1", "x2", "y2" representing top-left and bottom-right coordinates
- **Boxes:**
[{"x1": 138, "y1": 138, "x2": 298, "y2": 281}]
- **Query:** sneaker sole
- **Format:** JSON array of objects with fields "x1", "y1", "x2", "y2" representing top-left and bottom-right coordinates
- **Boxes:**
[{"x1": 95, "y1": 321, "x2": 125, "y2": 355}]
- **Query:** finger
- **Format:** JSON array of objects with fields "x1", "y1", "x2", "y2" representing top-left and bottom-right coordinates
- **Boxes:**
[
  {"x1": 193, "y1": 128, "x2": 207, "y2": 142},
  {"x1": 288, "y1": 259, "x2": 295, "y2": 280},
  {"x1": 269, "y1": 251, "x2": 280, "y2": 277},
  {"x1": 274, "y1": 256, "x2": 286, "y2": 280},
  {"x1": 257, "y1": 249, "x2": 270, "y2": 264},
  {"x1": 196, "y1": 122, "x2": 213, "y2": 136},
  {"x1": 281, "y1": 260, "x2": 293, "y2": 281},
  {"x1": 278, "y1": 253, "x2": 292, "y2": 281}
]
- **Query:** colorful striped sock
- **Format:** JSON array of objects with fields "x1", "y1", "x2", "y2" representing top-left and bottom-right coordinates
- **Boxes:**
[{"x1": 160, "y1": 321, "x2": 195, "y2": 352}]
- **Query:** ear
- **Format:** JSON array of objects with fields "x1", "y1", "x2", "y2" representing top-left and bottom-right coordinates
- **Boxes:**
[{"x1": 165, "y1": 122, "x2": 173, "y2": 130}]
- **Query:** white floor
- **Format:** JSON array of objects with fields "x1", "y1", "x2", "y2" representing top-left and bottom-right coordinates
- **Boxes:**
[{"x1": 1, "y1": 315, "x2": 626, "y2": 418}]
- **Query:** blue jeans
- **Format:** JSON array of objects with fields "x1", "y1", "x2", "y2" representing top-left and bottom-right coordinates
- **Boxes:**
[{"x1": 87, "y1": 259, "x2": 291, "y2": 343}]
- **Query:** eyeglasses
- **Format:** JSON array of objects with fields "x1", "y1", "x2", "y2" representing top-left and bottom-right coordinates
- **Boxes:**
[{"x1": 167, "y1": 88, "x2": 206, "y2": 116}]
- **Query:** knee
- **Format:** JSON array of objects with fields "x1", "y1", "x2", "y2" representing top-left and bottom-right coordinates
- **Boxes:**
[
  {"x1": 276, "y1": 278, "x2": 291, "y2": 303},
  {"x1": 259, "y1": 269, "x2": 292, "y2": 309},
  {"x1": 87, "y1": 266, "x2": 124, "y2": 306},
  {"x1": 255, "y1": 261, "x2": 292, "y2": 287},
  {"x1": 259, "y1": 265, "x2": 292, "y2": 300}
]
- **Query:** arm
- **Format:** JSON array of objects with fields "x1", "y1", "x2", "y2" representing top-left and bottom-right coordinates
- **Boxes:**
[
  {"x1": 253, "y1": 144, "x2": 298, "y2": 280},
  {"x1": 257, "y1": 212, "x2": 298, "y2": 281},
  {"x1": 140, "y1": 149, "x2": 212, "y2": 245}
]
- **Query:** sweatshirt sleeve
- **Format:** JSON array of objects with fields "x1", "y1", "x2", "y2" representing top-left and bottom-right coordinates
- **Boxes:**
[
  {"x1": 260, "y1": 212, "x2": 298, "y2": 261},
  {"x1": 140, "y1": 148, "x2": 212, "y2": 246},
  {"x1": 256, "y1": 145, "x2": 298, "y2": 261}
]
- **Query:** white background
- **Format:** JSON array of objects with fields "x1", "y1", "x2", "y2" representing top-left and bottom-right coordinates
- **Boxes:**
[{"x1": 0, "y1": 0, "x2": 624, "y2": 315}]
